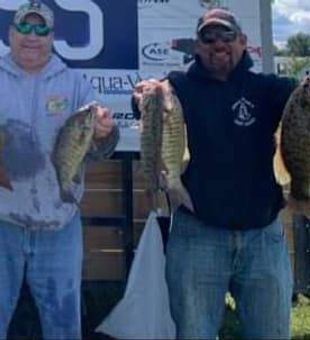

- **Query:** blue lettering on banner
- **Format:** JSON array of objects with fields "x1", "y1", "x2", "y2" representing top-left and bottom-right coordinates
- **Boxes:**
[
  {"x1": 83, "y1": 72, "x2": 142, "y2": 95},
  {"x1": 0, "y1": 0, "x2": 138, "y2": 69}
]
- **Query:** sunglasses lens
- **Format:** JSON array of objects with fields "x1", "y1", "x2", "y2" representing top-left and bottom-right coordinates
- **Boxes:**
[
  {"x1": 222, "y1": 31, "x2": 237, "y2": 42},
  {"x1": 14, "y1": 22, "x2": 50, "y2": 36},
  {"x1": 199, "y1": 29, "x2": 237, "y2": 44},
  {"x1": 34, "y1": 24, "x2": 50, "y2": 36},
  {"x1": 15, "y1": 22, "x2": 32, "y2": 34}
]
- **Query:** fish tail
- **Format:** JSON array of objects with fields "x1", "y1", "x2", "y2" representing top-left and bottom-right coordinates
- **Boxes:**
[{"x1": 165, "y1": 178, "x2": 193, "y2": 212}]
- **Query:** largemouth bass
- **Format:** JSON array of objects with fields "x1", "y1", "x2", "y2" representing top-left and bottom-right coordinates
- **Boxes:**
[
  {"x1": 281, "y1": 75, "x2": 310, "y2": 200},
  {"x1": 52, "y1": 104, "x2": 96, "y2": 203},
  {"x1": 139, "y1": 80, "x2": 193, "y2": 211}
]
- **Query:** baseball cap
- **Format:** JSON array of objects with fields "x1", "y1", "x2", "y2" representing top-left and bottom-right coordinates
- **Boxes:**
[
  {"x1": 13, "y1": 1, "x2": 54, "y2": 29},
  {"x1": 197, "y1": 7, "x2": 241, "y2": 34}
]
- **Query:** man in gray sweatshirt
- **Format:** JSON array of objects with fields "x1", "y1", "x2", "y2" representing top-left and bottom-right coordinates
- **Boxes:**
[{"x1": 0, "y1": 1, "x2": 119, "y2": 339}]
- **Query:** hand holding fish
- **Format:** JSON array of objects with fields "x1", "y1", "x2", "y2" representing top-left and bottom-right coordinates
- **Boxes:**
[
  {"x1": 93, "y1": 105, "x2": 115, "y2": 140},
  {"x1": 138, "y1": 79, "x2": 194, "y2": 212},
  {"x1": 133, "y1": 79, "x2": 163, "y2": 111}
]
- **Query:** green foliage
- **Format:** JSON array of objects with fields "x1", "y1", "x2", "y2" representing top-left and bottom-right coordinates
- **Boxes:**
[
  {"x1": 285, "y1": 57, "x2": 310, "y2": 78},
  {"x1": 274, "y1": 45, "x2": 289, "y2": 57},
  {"x1": 287, "y1": 33, "x2": 310, "y2": 57},
  {"x1": 291, "y1": 294, "x2": 310, "y2": 338}
]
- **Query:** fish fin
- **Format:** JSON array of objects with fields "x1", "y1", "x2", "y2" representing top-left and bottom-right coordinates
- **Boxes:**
[
  {"x1": 73, "y1": 163, "x2": 85, "y2": 184},
  {"x1": 166, "y1": 180, "x2": 194, "y2": 212},
  {"x1": 73, "y1": 171, "x2": 82, "y2": 184},
  {"x1": 273, "y1": 125, "x2": 291, "y2": 186},
  {"x1": 60, "y1": 189, "x2": 80, "y2": 208}
]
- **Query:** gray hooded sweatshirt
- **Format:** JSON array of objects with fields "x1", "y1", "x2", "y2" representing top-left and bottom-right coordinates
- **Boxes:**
[{"x1": 0, "y1": 53, "x2": 119, "y2": 229}]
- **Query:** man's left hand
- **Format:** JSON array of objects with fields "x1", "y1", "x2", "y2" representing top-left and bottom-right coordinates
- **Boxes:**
[{"x1": 93, "y1": 105, "x2": 115, "y2": 140}]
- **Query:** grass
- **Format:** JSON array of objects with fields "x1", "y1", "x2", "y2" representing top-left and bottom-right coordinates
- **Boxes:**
[
  {"x1": 291, "y1": 294, "x2": 310, "y2": 339},
  {"x1": 219, "y1": 293, "x2": 310, "y2": 339}
]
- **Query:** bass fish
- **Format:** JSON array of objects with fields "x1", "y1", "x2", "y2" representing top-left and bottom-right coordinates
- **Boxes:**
[
  {"x1": 52, "y1": 104, "x2": 96, "y2": 203},
  {"x1": 139, "y1": 80, "x2": 193, "y2": 211},
  {"x1": 281, "y1": 75, "x2": 310, "y2": 200}
]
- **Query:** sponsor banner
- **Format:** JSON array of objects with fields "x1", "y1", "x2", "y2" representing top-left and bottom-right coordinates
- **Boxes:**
[
  {"x1": 0, "y1": 0, "x2": 264, "y2": 151},
  {"x1": 101, "y1": 96, "x2": 140, "y2": 152},
  {"x1": 0, "y1": 0, "x2": 138, "y2": 69},
  {"x1": 138, "y1": 0, "x2": 229, "y2": 21}
]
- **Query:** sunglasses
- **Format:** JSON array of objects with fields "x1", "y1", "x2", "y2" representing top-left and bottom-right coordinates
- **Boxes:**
[
  {"x1": 14, "y1": 22, "x2": 51, "y2": 37},
  {"x1": 199, "y1": 30, "x2": 237, "y2": 44}
]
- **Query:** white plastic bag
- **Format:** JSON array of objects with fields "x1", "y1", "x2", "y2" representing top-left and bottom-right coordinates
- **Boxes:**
[{"x1": 96, "y1": 211, "x2": 176, "y2": 339}]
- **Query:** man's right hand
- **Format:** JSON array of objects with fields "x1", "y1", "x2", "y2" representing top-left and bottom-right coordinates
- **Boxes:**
[{"x1": 133, "y1": 79, "x2": 163, "y2": 112}]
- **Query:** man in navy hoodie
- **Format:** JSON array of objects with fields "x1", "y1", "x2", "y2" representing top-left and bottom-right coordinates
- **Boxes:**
[{"x1": 133, "y1": 7, "x2": 302, "y2": 340}]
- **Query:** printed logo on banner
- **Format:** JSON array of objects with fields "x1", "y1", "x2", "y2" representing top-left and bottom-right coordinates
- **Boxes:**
[
  {"x1": 142, "y1": 42, "x2": 170, "y2": 61},
  {"x1": 138, "y1": 0, "x2": 170, "y2": 9},
  {"x1": 141, "y1": 40, "x2": 194, "y2": 67},
  {"x1": 113, "y1": 112, "x2": 136, "y2": 128},
  {"x1": 199, "y1": 0, "x2": 229, "y2": 8},
  {"x1": 0, "y1": 0, "x2": 138, "y2": 69},
  {"x1": 83, "y1": 72, "x2": 143, "y2": 96}
]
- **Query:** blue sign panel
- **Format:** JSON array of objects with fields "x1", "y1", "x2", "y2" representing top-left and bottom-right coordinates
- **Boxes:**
[{"x1": 0, "y1": 0, "x2": 138, "y2": 69}]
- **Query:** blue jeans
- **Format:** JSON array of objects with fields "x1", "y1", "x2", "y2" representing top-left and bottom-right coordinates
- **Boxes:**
[
  {"x1": 166, "y1": 207, "x2": 293, "y2": 339},
  {"x1": 0, "y1": 213, "x2": 83, "y2": 340}
]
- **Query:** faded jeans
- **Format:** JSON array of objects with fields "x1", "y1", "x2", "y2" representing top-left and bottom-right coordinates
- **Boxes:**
[
  {"x1": 0, "y1": 213, "x2": 83, "y2": 340},
  {"x1": 166, "y1": 207, "x2": 293, "y2": 339}
]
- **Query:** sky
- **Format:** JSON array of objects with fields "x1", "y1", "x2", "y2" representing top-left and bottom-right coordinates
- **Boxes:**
[{"x1": 272, "y1": 0, "x2": 310, "y2": 47}]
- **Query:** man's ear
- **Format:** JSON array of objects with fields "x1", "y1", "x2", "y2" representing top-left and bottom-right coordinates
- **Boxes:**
[
  {"x1": 194, "y1": 39, "x2": 202, "y2": 54},
  {"x1": 239, "y1": 33, "x2": 248, "y2": 47},
  {"x1": 8, "y1": 26, "x2": 14, "y2": 45}
]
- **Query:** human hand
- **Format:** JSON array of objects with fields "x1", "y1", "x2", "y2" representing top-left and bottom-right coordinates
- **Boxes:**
[
  {"x1": 92, "y1": 105, "x2": 115, "y2": 140},
  {"x1": 133, "y1": 78, "x2": 162, "y2": 110}
]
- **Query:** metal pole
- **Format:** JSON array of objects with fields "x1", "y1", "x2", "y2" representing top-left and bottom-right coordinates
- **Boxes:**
[{"x1": 259, "y1": 0, "x2": 274, "y2": 74}]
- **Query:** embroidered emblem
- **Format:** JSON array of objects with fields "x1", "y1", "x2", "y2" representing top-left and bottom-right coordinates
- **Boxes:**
[
  {"x1": 232, "y1": 97, "x2": 256, "y2": 126},
  {"x1": 46, "y1": 96, "x2": 69, "y2": 115}
]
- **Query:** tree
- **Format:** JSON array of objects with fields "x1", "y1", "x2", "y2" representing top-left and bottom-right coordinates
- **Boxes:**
[
  {"x1": 286, "y1": 32, "x2": 310, "y2": 57},
  {"x1": 273, "y1": 45, "x2": 288, "y2": 57},
  {"x1": 287, "y1": 57, "x2": 310, "y2": 78}
]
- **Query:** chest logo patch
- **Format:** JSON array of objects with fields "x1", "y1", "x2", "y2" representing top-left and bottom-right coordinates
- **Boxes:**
[
  {"x1": 232, "y1": 97, "x2": 256, "y2": 127},
  {"x1": 46, "y1": 96, "x2": 69, "y2": 115}
]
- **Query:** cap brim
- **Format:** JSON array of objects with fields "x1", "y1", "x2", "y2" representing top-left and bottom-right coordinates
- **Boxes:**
[
  {"x1": 18, "y1": 10, "x2": 49, "y2": 26},
  {"x1": 197, "y1": 18, "x2": 236, "y2": 33}
]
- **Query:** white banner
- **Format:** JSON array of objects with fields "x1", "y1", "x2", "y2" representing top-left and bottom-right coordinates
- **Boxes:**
[{"x1": 0, "y1": 0, "x2": 264, "y2": 151}]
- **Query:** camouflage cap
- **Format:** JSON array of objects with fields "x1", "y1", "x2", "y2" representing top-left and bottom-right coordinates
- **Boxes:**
[
  {"x1": 197, "y1": 7, "x2": 241, "y2": 34},
  {"x1": 13, "y1": 1, "x2": 54, "y2": 29}
]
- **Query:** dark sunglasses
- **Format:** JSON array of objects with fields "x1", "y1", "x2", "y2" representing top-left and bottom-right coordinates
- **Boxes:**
[
  {"x1": 199, "y1": 29, "x2": 237, "y2": 44},
  {"x1": 14, "y1": 22, "x2": 51, "y2": 37}
]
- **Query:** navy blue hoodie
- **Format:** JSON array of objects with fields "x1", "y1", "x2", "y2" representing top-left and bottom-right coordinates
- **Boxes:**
[{"x1": 167, "y1": 52, "x2": 296, "y2": 229}]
